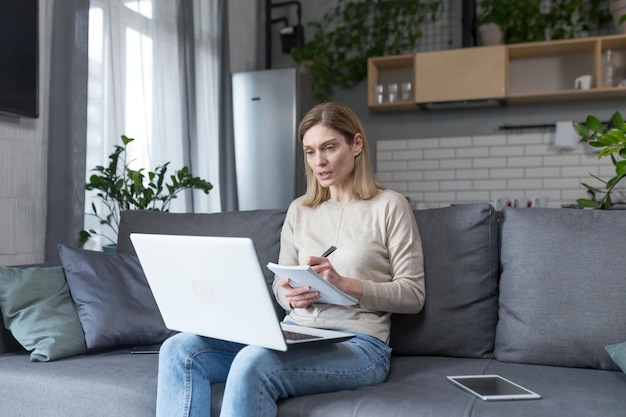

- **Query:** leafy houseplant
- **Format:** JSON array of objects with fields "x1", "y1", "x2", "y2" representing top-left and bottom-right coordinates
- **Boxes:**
[
  {"x1": 477, "y1": 0, "x2": 610, "y2": 44},
  {"x1": 290, "y1": 0, "x2": 442, "y2": 101},
  {"x1": 574, "y1": 112, "x2": 626, "y2": 209},
  {"x1": 80, "y1": 135, "x2": 213, "y2": 246}
]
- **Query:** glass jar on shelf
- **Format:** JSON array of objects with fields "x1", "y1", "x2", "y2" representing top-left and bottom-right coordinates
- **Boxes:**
[{"x1": 602, "y1": 49, "x2": 615, "y2": 88}]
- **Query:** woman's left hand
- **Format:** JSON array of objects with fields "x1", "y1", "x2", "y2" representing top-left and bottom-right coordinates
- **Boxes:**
[{"x1": 278, "y1": 277, "x2": 320, "y2": 309}]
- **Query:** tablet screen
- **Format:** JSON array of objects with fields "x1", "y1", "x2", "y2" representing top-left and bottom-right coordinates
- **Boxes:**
[{"x1": 447, "y1": 375, "x2": 541, "y2": 401}]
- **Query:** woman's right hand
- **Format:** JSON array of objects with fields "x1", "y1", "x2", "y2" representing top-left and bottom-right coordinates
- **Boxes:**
[{"x1": 279, "y1": 277, "x2": 321, "y2": 309}]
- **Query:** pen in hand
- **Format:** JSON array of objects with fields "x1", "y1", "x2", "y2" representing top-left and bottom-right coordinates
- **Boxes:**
[{"x1": 321, "y1": 246, "x2": 337, "y2": 257}]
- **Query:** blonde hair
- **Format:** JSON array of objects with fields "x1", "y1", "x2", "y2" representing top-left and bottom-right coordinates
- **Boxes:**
[{"x1": 297, "y1": 102, "x2": 384, "y2": 207}]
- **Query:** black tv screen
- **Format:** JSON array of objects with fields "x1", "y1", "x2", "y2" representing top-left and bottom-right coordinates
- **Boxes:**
[{"x1": 0, "y1": 0, "x2": 38, "y2": 118}]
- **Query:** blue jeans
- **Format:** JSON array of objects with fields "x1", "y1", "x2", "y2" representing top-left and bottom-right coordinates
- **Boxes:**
[{"x1": 156, "y1": 331, "x2": 391, "y2": 417}]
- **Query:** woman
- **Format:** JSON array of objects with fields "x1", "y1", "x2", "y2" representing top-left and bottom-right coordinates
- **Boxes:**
[{"x1": 156, "y1": 102, "x2": 425, "y2": 417}]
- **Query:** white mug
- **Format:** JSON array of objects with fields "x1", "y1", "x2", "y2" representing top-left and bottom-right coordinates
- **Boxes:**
[{"x1": 575, "y1": 74, "x2": 592, "y2": 90}]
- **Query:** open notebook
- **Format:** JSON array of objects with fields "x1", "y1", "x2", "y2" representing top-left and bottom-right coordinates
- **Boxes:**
[{"x1": 130, "y1": 234, "x2": 354, "y2": 351}]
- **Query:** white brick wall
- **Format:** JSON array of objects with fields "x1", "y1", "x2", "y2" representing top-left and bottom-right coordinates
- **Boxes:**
[{"x1": 377, "y1": 130, "x2": 616, "y2": 210}]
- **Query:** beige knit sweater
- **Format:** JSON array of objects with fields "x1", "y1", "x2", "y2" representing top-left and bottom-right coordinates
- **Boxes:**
[{"x1": 272, "y1": 189, "x2": 425, "y2": 342}]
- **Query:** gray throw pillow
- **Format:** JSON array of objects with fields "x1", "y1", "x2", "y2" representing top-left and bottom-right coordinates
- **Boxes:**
[
  {"x1": 116, "y1": 209, "x2": 287, "y2": 318},
  {"x1": 390, "y1": 203, "x2": 500, "y2": 358},
  {"x1": 0, "y1": 266, "x2": 88, "y2": 361},
  {"x1": 496, "y1": 208, "x2": 626, "y2": 371},
  {"x1": 58, "y1": 245, "x2": 173, "y2": 350}
]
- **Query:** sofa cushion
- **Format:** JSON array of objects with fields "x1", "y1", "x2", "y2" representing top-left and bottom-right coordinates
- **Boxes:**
[
  {"x1": 477, "y1": 359, "x2": 626, "y2": 417},
  {"x1": 0, "y1": 348, "x2": 159, "y2": 417},
  {"x1": 261, "y1": 356, "x2": 626, "y2": 417},
  {"x1": 59, "y1": 245, "x2": 173, "y2": 350},
  {"x1": 117, "y1": 209, "x2": 287, "y2": 317},
  {"x1": 390, "y1": 203, "x2": 499, "y2": 358},
  {"x1": 0, "y1": 266, "x2": 88, "y2": 361},
  {"x1": 496, "y1": 207, "x2": 626, "y2": 370}
]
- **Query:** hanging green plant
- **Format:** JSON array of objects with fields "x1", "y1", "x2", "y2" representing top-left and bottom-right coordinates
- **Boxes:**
[
  {"x1": 477, "y1": 0, "x2": 610, "y2": 44},
  {"x1": 291, "y1": 0, "x2": 443, "y2": 101}
]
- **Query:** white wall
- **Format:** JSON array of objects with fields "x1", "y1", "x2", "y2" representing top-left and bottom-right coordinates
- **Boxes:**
[
  {"x1": 0, "y1": 1, "x2": 52, "y2": 266},
  {"x1": 377, "y1": 129, "x2": 615, "y2": 210},
  {"x1": 0, "y1": 0, "x2": 620, "y2": 265},
  {"x1": 228, "y1": 0, "x2": 263, "y2": 72}
]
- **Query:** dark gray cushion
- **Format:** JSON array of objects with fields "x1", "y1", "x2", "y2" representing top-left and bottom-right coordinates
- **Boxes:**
[
  {"x1": 0, "y1": 266, "x2": 88, "y2": 361},
  {"x1": 117, "y1": 209, "x2": 287, "y2": 317},
  {"x1": 58, "y1": 245, "x2": 173, "y2": 350},
  {"x1": 390, "y1": 203, "x2": 499, "y2": 358},
  {"x1": 496, "y1": 207, "x2": 626, "y2": 370}
]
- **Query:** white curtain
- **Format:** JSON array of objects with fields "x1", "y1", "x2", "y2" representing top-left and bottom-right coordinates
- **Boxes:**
[
  {"x1": 85, "y1": 0, "x2": 221, "y2": 249},
  {"x1": 188, "y1": 0, "x2": 221, "y2": 213}
]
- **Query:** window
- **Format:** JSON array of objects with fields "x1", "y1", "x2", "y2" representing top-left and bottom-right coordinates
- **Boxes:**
[{"x1": 85, "y1": 0, "x2": 220, "y2": 249}]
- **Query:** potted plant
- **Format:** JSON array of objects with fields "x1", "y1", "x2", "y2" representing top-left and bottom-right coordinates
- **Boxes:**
[
  {"x1": 574, "y1": 111, "x2": 626, "y2": 209},
  {"x1": 476, "y1": 22, "x2": 505, "y2": 46},
  {"x1": 80, "y1": 135, "x2": 213, "y2": 249},
  {"x1": 290, "y1": 0, "x2": 442, "y2": 101},
  {"x1": 476, "y1": 0, "x2": 508, "y2": 45},
  {"x1": 476, "y1": 0, "x2": 609, "y2": 44}
]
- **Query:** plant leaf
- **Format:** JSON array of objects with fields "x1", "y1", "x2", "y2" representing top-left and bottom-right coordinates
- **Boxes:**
[
  {"x1": 573, "y1": 121, "x2": 589, "y2": 139},
  {"x1": 586, "y1": 115, "x2": 604, "y2": 133},
  {"x1": 576, "y1": 198, "x2": 599, "y2": 208},
  {"x1": 581, "y1": 182, "x2": 603, "y2": 193}
]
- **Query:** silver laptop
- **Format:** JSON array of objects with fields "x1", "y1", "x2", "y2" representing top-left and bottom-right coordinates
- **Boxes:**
[{"x1": 130, "y1": 233, "x2": 355, "y2": 351}]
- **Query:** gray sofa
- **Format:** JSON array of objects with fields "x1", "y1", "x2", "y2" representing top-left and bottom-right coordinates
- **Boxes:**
[{"x1": 0, "y1": 203, "x2": 625, "y2": 416}]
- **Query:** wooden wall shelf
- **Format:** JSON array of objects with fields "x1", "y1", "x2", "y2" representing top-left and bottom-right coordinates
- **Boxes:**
[{"x1": 367, "y1": 34, "x2": 626, "y2": 111}]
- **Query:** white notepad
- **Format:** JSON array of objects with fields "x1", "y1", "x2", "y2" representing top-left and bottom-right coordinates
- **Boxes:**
[{"x1": 266, "y1": 263, "x2": 358, "y2": 306}]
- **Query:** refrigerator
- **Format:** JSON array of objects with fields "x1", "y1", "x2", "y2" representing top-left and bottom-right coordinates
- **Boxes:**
[{"x1": 232, "y1": 68, "x2": 315, "y2": 210}]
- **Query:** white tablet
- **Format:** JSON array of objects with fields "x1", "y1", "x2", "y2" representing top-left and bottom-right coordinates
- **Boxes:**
[{"x1": 447, "y1": 375, "x2": 541, "y2": 401}]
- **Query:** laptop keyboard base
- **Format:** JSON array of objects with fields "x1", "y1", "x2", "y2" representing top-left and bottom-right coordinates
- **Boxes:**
[{"x1": 282, "y1": 330, "x2": 322, "y2": 342}]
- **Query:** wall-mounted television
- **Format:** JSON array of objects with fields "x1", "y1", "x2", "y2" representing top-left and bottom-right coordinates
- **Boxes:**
[{"x1": 0, "y1": 0, "x2": 39, "y2": 118}]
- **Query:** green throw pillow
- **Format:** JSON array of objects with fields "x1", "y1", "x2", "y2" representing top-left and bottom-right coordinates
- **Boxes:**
[
  {"x1": 606, "y1": 341, "x2": 626, "y2": 374},
  {"x1": 0, "y1": 266, "x2": 88, "y2": 361}
]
